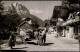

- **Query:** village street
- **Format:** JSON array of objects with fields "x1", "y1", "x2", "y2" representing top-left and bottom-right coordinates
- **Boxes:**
[
  {"x1": 1, "y1": 32, "x2": 79, "y2": 51},
  {"x1": 0, "y1": 0, "x2": 80, "y2": 52}
]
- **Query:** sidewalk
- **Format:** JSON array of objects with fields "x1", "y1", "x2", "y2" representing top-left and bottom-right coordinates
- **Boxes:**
[
  {"x1": 59, "y1": 37, "x2": 79, "y2": 41},
  {"x1": 58, "y1": 37, "x2": 79, "y2": 44}
]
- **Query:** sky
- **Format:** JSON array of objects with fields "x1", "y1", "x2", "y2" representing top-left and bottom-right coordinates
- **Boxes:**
[{"x1": 2, "y1": 1, "x2": 62, "y2": 21}]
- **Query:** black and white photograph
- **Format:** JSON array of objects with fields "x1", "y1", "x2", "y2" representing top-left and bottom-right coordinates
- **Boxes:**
[{"x1": 0, "y1": 0, "x2": 79, "y2": 52}]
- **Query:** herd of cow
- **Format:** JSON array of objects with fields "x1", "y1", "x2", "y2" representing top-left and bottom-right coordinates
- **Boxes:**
[
  {"x1": 19, "y1": 27, "x2": 47, "y2": 45},
  {"x1": 8, "y1": 26, "x2": 59, "y2": 49}
]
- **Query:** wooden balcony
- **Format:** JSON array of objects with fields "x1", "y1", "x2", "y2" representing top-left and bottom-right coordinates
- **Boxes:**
[{"x1": 62, "y1": 16, "x2": 80, "y2": 26}]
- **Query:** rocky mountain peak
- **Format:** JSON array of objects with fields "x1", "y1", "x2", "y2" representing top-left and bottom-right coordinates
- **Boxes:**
[
  {"x1": 7, "y1": 3, "x2": 44, "y2": 26},
  {"x1": 8, "y1": 3, "x2": 30, "y2": 18}
]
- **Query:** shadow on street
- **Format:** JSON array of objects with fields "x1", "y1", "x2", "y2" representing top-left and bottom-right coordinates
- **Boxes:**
[
  {"x1": 25, "y1": 38, "x2": 32, "y2": 41},
  {"x1": 40, "y1": 43, "x2": 54, "y2": 46},
  {"x1": 26, "y1": 41, "x2": 54, "y2": 46},
  {"x1": 0, "y1": 50, "x2": 27, "y2": 52},
  {"x1": 12, "y1": 47, "x2": 28, "y2": 49},
  {"x1": 26, "y1": 42, "x2": 37, "y2": 45}
]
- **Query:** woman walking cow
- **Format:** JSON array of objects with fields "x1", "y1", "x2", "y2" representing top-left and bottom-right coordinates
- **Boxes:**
[
  {"x1": 37, "y1": 27, "x2": 47, "y2": 45},
  {"x1": 8, "y1": 31, "x2": 17, "y2": 49}
]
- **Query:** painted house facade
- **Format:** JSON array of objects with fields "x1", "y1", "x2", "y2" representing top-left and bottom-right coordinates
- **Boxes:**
[
  {"x1": 51, "y1": 0, "x2": 80, "y2": 39},
  {"x1": 60, "y1": 0, "x2": 80, "y2": 39}
]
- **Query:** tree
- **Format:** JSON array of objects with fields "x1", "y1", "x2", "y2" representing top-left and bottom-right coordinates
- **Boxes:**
[
  {"x1": 0, "y1": 12, "x2": 22, "y2": 39},
  {"x1": 3, "y1": 13, "x2": 22, "y2": 31},
  {"x1": 0, "y1": 1, "x2": 4, "y2": 29},
  {"x1": 0, "y1": 2, "x2": 22, "y2": 39}
]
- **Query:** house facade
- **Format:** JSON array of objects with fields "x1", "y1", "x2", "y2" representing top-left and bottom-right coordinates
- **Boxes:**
[
  {"x1": 59, "y1": 0, "x2": 80, "y2": 39},
  {"x1": 50, "y1": 6, "x2": 61, "y2": 31},
  {"x1": 62, "y1": 12, "x2": 80, "y2": 39},
  {"x1": 50, "y1": 0, "x2": 80, "y2": 39}
]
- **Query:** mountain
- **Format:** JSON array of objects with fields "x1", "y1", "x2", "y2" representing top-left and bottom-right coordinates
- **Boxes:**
[
  {"x1": 30, "y1": 14, "x2": 45, "y2": 26},
  {"x1": 7, "y1": 3, "x2": 44, "y2": 27},
  {"x1": 8, "y1": 3, "x2": 30, "y2": 18}
]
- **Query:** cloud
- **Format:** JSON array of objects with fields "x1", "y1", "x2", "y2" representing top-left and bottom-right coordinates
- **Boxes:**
[{"x1": 29, "y1": 8, "x2": 42, "y2": 14}]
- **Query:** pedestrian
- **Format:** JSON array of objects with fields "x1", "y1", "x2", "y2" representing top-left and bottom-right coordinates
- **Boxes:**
[
  {"x1": 8, "y1": 31, "x2": 17, "y2": 49},
  {"x1": 37, "y1": 28, "x2": 47, "y2": 45},
  {"x1": 37, "y1": 29, "x2": 43, "y2": 45},
  {"x1": 41, "y1": 28, "x2": 47, "y2": 45},
  {"x1": 54, "y1": 30, "x2": 59, "y2": 38}
]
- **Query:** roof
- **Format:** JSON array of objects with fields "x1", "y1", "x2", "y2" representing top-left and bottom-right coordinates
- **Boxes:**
[{"x1": 18, "y1": 21, "x2": 31, "y2": 29}]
